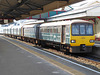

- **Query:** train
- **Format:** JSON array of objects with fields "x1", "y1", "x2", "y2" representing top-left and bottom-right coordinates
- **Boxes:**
[{"x1": 3, "y1": 19, "x2": 95, "y2": 53}]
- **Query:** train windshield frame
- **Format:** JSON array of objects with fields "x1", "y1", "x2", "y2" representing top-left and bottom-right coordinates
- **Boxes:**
[{"x1": 71, "y1": 23, "x2": 94, "y2": 36}]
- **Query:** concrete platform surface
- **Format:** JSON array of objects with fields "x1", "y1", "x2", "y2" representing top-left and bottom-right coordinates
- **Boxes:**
[{"x1": 0, "y1": 36, "x2": 70, "y2": 75}]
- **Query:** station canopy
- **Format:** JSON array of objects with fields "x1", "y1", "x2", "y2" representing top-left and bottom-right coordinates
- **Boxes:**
[
  {"x1": 0, "y1": 0, "x2": 83, "y2": 19},
  {"x1": 47, "y1": 1, "x2": 100, "y2": 21}
]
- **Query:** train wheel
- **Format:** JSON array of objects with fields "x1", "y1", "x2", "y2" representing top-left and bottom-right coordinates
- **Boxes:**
[
  {"x1": 41, "y1": 41, "x2": 46, "y2": 47},
  {"x1": 65, "y1": 49, "x2": 70, "y2": 55}
]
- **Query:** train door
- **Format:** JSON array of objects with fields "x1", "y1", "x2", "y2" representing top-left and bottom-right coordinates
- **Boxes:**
[
  {"x1": 61, "y1": 25, "x2": 66, "y2": 43},
  {"x1": 10, "y1": 28, "x2": 11, "y2": 34},
  {"x1": 23, "y1": 28, "x2": 24, "y2": 36},
  {"x1": 21, "y1": 26, "x2": 24, "y2": 36},
  {"x1": 36, "y1": 26, "x2": 39, "y2": 39}
]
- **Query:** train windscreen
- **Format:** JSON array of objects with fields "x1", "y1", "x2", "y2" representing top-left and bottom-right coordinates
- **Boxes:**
[{"x1": 72, "y1": 23, "x2": 93, "y2": 36}]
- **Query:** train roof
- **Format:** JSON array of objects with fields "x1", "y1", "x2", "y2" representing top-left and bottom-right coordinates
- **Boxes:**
[
  {"x1": 40, "y1": 20, "x2": 92, "y2": 27},
  {"x1": 7, "y1": 25, "x2": 14, "y2": 29},
  {"x1": 11, "y1": 25, "x2": 23, "y2": 28},
  {"x1": 23, "y1": 24, "x2": 37, "y2": 28},
  {"x1": 23, "y1": 20, "x2": 44, "y2": 25}
]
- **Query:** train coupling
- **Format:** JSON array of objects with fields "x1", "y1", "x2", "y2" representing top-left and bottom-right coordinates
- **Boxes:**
[{"x1": 80, "y1": 44, "x2": 86, "y2": 51}]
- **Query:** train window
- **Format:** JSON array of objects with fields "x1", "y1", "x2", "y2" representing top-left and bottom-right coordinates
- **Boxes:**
[
  {"x1": 54, "y1": 27, "x2": 58, "y2": 33},
  {"x1": 43, "y1": 28, "x2": 45, "y2": 32},
  {"x1": 44, "y1": 28, "x2": 48, "y2": 32},
  {"x1": 47, "y1": 27, "x2": 49, "y2": 33},
  {"x1": 50, "y1": 28, "x2": 52, "y2": 33},
  {"x1": 80, "y1": 25, "x2": 85, "y2": 35},
  {"x1": 66, "y1": 26, "x2": 69, "y2": 35},
  {"x1": 46, "y1": 28, "x2": 47, "y2": 32},
  {"x1": 56, "y1": 29, "x2": 58, "y2": 33},
  {"x1": 86, "y1": 24, "x2": 93, "y2": 35},
  {"x1": 40, "y1": 27, "x2": 43, "y2": 32},
  {"x1": 53, "y1": 26, "x2": 60, "y2": 33},
  {"x1": 44, "y1": 28, "x2": 46, "y2": 32},
  {"x1": 58, "y1": 26, "x2": 60, "y2": 33},
  {"x1": 49, "y1": 27, "x2": 52, "y2": 33},
  {"x1": 72, "y1": 25, "x2": 79, "y2": 35},
  {"x1": 40, "y1": 28, "x2": 43, "y2": 32},
  {"x1": 47, "y1": 29, "x2": 49, "y2": 33},
  {"x1": 72, "y1": 23, "x2": 93, "y2": 36}
]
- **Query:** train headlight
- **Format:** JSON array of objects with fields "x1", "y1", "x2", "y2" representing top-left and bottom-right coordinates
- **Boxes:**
[
  {"x1": 71, "y1": 40, "x2": 76, "y2": 43},
  {"x1": 90, "y1": 40, "x2": 95, "y2": 43}
]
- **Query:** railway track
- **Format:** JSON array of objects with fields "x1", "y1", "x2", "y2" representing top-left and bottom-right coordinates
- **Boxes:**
[
  {"x1": 5, "y1": 36, "x2": 100, "y2": 70},
  {"x1": 42, "y1": 48, "x2": 100, "y2": 70}
]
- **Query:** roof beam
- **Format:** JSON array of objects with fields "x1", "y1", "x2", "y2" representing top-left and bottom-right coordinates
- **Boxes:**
[
  {"x1": 49, "y1": 0, "x2": 69, "y2": 2},
  {"x1": 6, "y1": 0, "x2": 12, "y2": 7},
  {"x1": 0, "y1": 15, "x2": 15, "y2": 19},
  {"x1": 4, "y1": 0, "x2": 29, "y2": 15},
  {"x1": 16, "y1": 8, "x2": 31, "y2": 11},
  {"x1": 7, "y1": 12, "x2": 22, "y2": 18},
  {"x1": 0, "y1": 4, "x2": 10, "y2": 8},
  {"x1": 21, "y1": 14, "x2": 30, "y2": 18},
  {"x1": 25, "y1": 2, "x2": 43, "y2": 10}
]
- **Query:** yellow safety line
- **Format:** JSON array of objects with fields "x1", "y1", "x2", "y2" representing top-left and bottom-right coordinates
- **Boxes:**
[{"x1": 1, "y1": 37, "x2": 85, "y2": 75}]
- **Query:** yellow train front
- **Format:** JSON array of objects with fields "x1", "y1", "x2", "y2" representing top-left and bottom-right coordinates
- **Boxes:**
[{"x1": 69, "y1": 20, "x2": 95, "y2": 53}]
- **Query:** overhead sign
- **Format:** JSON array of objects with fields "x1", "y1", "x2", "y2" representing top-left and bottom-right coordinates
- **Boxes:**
[{"x1": 4, "y1": 19, "x2": 8, "y2": 23}]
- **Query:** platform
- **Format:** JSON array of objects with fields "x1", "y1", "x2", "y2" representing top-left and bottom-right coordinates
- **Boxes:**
[{"x1": 0, "y1": 35, "x2": 100, "y2": 75}]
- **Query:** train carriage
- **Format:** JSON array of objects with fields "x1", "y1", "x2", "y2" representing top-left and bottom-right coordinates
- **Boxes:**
[
  {"x1": 39, "y1": 20, "x2": 95, "y2": 53},
  {"x1": 22, "y1": 20, "x2": 44, "y2": 38},
  {"x1": 20, "y1": 20, "x2": 44, "y2": 43},
  {"x1": 23, "y1": 24, "x2": 37, "y2": 38}
]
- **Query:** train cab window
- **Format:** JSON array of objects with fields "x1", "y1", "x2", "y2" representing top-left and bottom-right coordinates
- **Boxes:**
[
  {"x1": 80, "y1": 25, "x2": 85, "y2": 35},
  {"x1": 72, "y1": 23, "x2": 93, "y2": 36},
  {"x1": 86, "y1": 24, "x2": 93, "y2": 35},
  {"x1": 72, "y1": 25, "x2": 79, "y2": 35}
]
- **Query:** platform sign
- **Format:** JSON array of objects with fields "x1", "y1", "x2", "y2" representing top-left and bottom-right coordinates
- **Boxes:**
[{"x1": 4, "y1": 19, "x2": 8, "y2": 23}]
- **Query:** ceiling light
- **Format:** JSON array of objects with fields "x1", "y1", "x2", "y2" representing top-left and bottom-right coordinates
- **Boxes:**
[{"x1": 17, "y1": 0, "x2": 22, "y2": 3}]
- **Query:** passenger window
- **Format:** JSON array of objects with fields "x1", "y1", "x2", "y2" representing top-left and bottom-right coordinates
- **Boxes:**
[
  {"x1": 50, "y1": 28, "x2": 52, "y2": 33},
  {"x1": 40, "y1": 28, "x2": 43, "y2": 32},
  {"x1": 58, "y1": 27, "x2": 60, "y2": 33},
  {"x1": 53, "y1": 26, "x2": 59, "y2": 33},
  {"x1": 49, "y1": 27, "x2": 52, "y2": 33},
  {"x1": 66, "y1": 26, "x2": 69, "y2": 35}
]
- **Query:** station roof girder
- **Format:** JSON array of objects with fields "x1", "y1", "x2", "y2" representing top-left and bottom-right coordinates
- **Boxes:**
[{"x1": 0, "y1": 0, "x2": 83, "y2": 19}]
